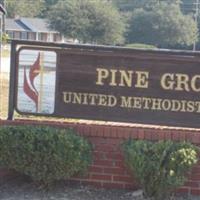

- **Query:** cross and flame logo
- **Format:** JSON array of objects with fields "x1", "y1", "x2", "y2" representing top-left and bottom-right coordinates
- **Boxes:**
[{"x1": 23, "y1": 53, "x2": 41, "y2": 112}]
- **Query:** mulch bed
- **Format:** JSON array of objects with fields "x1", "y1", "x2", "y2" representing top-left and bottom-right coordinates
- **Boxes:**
[{"x1": 0, "y1": 174, "x2": 199, "y2": 200}]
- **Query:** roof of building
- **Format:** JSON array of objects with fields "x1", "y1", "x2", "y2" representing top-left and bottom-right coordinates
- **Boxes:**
[
  {"x1": 5, "y1": 17, "x2": 57, "y2": 33},
  {"x1": 5, "y1": 19, "x2": 25, "y2": 31},
  {"x1": 19, "y1": 18, "x2": 53, "y2": 32}
]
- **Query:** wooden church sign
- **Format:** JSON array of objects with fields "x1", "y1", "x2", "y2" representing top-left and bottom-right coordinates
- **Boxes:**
[{"x1": 8, "y1": 40, "x2": 200, "y2": 128}]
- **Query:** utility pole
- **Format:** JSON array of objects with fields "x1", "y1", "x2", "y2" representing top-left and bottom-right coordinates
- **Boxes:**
[
  {"x1": 2, "y1": 0, "x2": 5, "y2": 33},
  {"x1": 0, "y1": 3, "x2": 6, "y2": 117},
  {"x1": 193, "y1": 0, "x2": 199, "y2": 51}
]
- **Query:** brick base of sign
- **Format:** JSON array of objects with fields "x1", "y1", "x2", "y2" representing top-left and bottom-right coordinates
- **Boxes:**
[{"x1": 0, "y1": 119, "x2": 200, "y2": 196}]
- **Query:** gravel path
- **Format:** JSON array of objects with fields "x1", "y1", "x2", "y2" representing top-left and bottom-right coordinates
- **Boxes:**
[{"x1": 0, "y1": 175, "x2": 199, "y2": 200}]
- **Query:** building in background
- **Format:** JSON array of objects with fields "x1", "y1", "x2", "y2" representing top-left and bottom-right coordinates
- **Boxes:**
[{"x1": 5, "y1": 18, "x2": 63, "y2": 42}]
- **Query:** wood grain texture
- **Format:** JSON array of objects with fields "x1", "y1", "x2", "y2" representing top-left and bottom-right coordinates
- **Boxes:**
[{"x1": 13, "y1": 42, "x2": 200, "y2": 128}]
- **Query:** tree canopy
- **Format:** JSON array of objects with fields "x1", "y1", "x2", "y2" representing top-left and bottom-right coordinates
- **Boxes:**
[
  {"x1": 112, "y1": 0, "x2": 181, "y2": 12},
  {"x1": 1, "y1": 0, "x2": 45, "y2": 18},
  {"x1": 47, "y1": 0, "x2": 125, "y2": 45},
  {"x1": 126, "y1": 3, "x2": 198, "y2": 48},
  {"x1": 39, "y1": 0, "x2": 59, "y2": 18},
  {"x1": 0, "y1": 0, "x2": 199, "y2": 49}
]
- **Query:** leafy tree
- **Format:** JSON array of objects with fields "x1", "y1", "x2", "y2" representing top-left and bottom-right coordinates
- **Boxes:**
[
  {"x1": 127, "y1": 3, "x2": 198, "y2": 48},
  {"x1": 39, "y1": 0, "x2": 59, "y2": 18},
  {"x1": 180, "y1": 0, "x2": 200, "y2": 50},
  {"x1": 47, "y1": 0, "x2": 125, "y2": 45},
  {"x1": 112, "y1": 0, "x2": 181, "y2": 12},
  {"x1": 2, "y1": 0, "x2": 45, "y2": 18}
]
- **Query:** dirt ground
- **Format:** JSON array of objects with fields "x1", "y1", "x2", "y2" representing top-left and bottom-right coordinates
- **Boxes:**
[{"x1": 0, "y1": 174, "x2": 199, "y2": 200}]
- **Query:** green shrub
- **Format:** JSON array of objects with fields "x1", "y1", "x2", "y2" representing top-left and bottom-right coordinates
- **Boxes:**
[
  {"x1": 123, "y1": 140, "x2": 198, "y2": 200},
  {"x1": 0, "y1": 126, "x2": 92, "y2": 186},
  {"x1": 1, "y1": 33, "x2": 10, "y2": 45}
]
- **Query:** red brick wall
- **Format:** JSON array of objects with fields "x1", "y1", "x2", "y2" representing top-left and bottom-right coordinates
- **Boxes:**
[{"x1": 0, "y1": 119, "x2": 200, "y2": 195}]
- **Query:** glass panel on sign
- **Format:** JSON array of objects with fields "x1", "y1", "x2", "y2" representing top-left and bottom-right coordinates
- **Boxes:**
[{"x1": 17, "y1": 49, "x2": 57, "y2": 114}]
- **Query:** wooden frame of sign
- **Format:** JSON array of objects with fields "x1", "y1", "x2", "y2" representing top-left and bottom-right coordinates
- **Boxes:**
[{"x1": 8, "y1": 40, "x2": 200, "y2": 128}]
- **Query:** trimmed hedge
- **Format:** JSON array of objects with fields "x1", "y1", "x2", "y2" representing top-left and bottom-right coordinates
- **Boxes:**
[
  {"x1": 0, "y1": 126, "x2": 92, "y2": 186},
  {"x1": 123, "y1": 140, "x2": 198, "y2": 200}
]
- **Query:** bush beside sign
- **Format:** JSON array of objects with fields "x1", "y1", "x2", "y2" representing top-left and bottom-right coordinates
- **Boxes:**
[{"x1": 0, "y1": 119, "x2": 200, "y2": 196}]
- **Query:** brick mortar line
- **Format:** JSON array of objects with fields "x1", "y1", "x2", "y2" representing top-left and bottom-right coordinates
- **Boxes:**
[
  {"x1": 1, "y1": 119, "x2": 200, "y2": 143},
  {"x1": 2, "y1": 118, "x2": 200, "y2": 131}
]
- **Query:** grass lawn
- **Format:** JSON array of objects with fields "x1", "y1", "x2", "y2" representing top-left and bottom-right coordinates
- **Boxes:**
[
  {"x1": 1, "y1": 48, "x2": 10, "y2": 58},
  {"x1": 0, "y1": 73, "x2": 9, "y2": 118}
]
